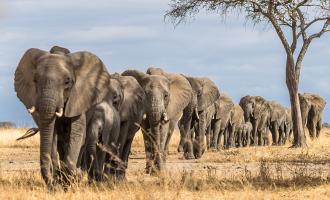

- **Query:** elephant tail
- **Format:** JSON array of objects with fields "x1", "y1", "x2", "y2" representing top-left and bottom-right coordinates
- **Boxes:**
[{"x1": 16, "y1": 127, "x2": 39, "y2": 141}]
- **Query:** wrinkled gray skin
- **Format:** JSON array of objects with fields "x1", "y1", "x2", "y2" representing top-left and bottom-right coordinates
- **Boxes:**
[
  {"x1": 237, "y1": 121, "x2": 253, "y2": 147},
  {"x1": 84, "y1": 101, "x2": 120, "y2": 182},
  {"x1": 268, "y1": 101, "x2": 287, "y2": 145},
  {"x1": 227, "y1": 104, "x2": 244, "y2": 148},
  {"x1": 183, "y1": 76, "x2": 220, "y2": 159},
  {"x1": 14, "y1": 47, "x2": 110, "y2": 189},
  {"x1": 281, "y1": 108, "x2": 293, "y2": 144},
  {"x1": 107, "y1": 74, "x2": 146, "y2": 178},
  {"x1": 122, "y1": 68, "x2": 192, "y2": 174},
  {"x1": 239, "y1": 96, "x2": 271, "y2": 146},
  {"x1": 299, "y1": 93, "x2": 326, "y2": 139},
  {"x1": 209, "y1": 94, "x2": 234, "y2": 150}
]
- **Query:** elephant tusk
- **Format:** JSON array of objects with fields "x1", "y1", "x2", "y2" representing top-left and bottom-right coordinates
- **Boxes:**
[
  {"x1": 16, "y1": 128, "x2": 39, "y2": 141},
  {"x1": 27, "y1": 106, "x2": 36, "y2": 114},
  {"x1": 161, "y1": 112, "x2": 169, "y2": 124},
  {"x1": 55, "y1": 108, "x2": 63, "y2": 117},
  {"x1": 195, "y1": 108, "x2": 200, "y2": 120}
]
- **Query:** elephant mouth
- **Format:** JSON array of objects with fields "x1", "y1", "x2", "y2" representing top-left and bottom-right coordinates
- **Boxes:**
[{"x1": 27, "y1": 106, "x2": 64, "y2": 118}]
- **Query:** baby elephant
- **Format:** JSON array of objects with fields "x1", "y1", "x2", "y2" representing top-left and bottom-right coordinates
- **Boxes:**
[
  {"x1": 84, "y1": 102, "x2": 121, "y2": 182},
  {"x1": 238, "y1": 122, "x2": 253, "y2": 147}
]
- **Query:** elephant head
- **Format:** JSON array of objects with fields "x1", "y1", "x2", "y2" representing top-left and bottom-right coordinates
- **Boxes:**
[
  {"x1": 109, "y1": 76, "x2": 124, "y2": 111},
  {"x1": 14, "y1": 48, "x2": 110, "y2": 186},
  {"x1": 184, "y1": 76, "x2": 220, "y2": 158},
  {"x1": 122, "y1": 68, "x2": 191, "y2": 171}
]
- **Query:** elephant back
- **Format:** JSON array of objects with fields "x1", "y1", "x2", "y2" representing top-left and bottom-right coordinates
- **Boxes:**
[
  {"x1": 215, "y1": 93, "x2": 234, "y2": 120},
  {"x1": 269, "y1": 101, "x2": 286, "y2": 123}
]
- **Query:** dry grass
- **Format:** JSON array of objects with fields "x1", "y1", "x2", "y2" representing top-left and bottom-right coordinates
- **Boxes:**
[{"x1": 0, "y1": 128, "x2": 330, "y2": 199}]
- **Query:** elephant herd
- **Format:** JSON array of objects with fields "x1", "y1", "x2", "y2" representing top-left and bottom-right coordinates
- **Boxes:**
[{"x1": 14, "y1": 46, "x2": 326, "y2": 190}]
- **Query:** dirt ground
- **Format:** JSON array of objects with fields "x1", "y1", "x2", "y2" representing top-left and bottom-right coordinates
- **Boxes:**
[{"x1": 0, "y1": 128, "x2": 329, "y2": 199}]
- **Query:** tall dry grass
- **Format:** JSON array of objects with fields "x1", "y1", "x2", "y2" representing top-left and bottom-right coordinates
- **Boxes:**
[{"x1": 0, "y1": 128, "x2": 329, "y2": 199}]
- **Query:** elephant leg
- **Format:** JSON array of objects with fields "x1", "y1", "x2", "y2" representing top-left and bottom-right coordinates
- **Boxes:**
[
  {"x1": 51, "y1": 130, "x2": 61, "y2": 184},
  {"x1": 177, "y1": 121, "x2": 185, "y2": 152},
  {"x1": 309, "y1": 119, "x2": 317, "y2": 139},
  {"x1": 237, "y1": 129, "x2": 243, "y2": 148},
  {"x1": 251, "y1": 120, "x2": 258, "y2": 146},
  {"x1": 164, "y1": 120, "x2": 176, "y2": 161},
  {"x1": 210, "y1": 120, "x2": 221, "y2": 150},
  {"x1": 270, "y1": 123, "x2": 279, "y2": 145},
  {"x1": 205, "y1": 125, "x2": 211, "y2": 149},
  {"x1": 226, "y1": 126, "x2": 235, "y2": 149},
  {"x1": 246, "y1": 129, "x2": 251, "y2": 147},
  {"x1": 141, "y1": 120, "x2": 153, "y2": 174},
  {"x1": 63, "y1": 114, "x2": 86, "y2": 184},
  {"x1": 183, "y1": 118, "x2": 194, "y2": 160},
  {"x1": 120, "y1": 135, "x2": 135, "y2": 178},
  {"x1": 316, "y1": 120, "x2": 322, "y2": 138}
]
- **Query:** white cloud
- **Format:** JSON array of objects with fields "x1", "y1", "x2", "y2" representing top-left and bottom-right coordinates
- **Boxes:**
[{"x1": 58, "y1": 26, "x2": 157, "y2": 43}]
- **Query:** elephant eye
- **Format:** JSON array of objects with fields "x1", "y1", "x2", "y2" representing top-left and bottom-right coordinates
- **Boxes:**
[
  {"x1": 64, "y1": 78, "x2": 71, "y2": 87},
  {"x1": 164, "y1": 93, "x2": 169, "y2": 100}
]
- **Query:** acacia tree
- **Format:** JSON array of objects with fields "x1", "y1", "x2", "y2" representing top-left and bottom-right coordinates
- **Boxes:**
[{"x1": 166, "y1": 0, "x2": 330, "y2": 147}]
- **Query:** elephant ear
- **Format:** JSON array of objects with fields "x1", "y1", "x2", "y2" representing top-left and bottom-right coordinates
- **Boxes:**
[
  {"x1": 198, "y1": 78, "x2": 220, "y2": 111},
  {"x1": 14, "y1": 48, "x2": 47, "y2": 109},
  {"x1": 166, "y1": 73, "x2": 192, "y2": 119},
  {"x1": 253, "y1": 96, "x2": 268, "y2": 117},
  {"x1": 64, "y1": 52, "x2": 110, "y2": 117},
  {"x1": 122, "y1": 69, "x2": 149, "y2": 87}
]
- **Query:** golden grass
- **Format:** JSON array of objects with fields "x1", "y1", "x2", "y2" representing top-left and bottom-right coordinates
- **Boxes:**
[{"x1": 0, "y1": 128, "x2": 329, "y2": 199}]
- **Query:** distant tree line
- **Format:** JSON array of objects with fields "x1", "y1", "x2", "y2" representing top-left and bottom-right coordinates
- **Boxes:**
[{"x1": 0, "y1": 121, "x2": 16, "y2": 129}]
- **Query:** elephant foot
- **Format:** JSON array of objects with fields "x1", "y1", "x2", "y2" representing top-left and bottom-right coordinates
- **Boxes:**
[
  {"x1": 184, "y1": 152, "x2": 195, "y2": 160},
  {"x1": 177, "y1": 145, "x2": 184, "y2": 152},
  {"x1": 209, "y1": 147, "x2": 218, "y2": 152}
]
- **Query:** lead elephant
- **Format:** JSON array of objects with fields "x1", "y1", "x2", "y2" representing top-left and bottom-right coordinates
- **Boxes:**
[
  {"x1": 239, "y1": 96, "x2": 271, "y2": 146},
  {"x1": 299, "y1": 93, "x2": 326, "y2": 139},
  {"x1": 183, "y1": 76, "x2": 220, "y2": 158},
  {"x1": 122, "y1": 68, "x2": 192, "y2": 174},
  {"x1": 14, "y1": 48, "x2": 111, "y2": 189}
]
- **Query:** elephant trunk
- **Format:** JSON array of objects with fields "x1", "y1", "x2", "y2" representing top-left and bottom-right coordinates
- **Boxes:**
[
  {"x1": 86, "y1": 137, "x2": 99, "y2": 181},
  {"x1": 38, "y1": 98, "x2": 57, "y2": 187},
  {"x1": 194, "y1": 111, "x2": 206, "y2": 159},
  {"x1": 149, "y1": 101, "x2": 166, "y2": 172}
]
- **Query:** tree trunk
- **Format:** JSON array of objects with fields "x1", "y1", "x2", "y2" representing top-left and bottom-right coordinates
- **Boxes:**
[{"x1": 286, "y1": 58, "x2": 306, "y2": 147}]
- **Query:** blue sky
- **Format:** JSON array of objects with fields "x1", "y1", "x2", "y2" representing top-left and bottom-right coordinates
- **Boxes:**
[{"x1": 0, "y1": 0, "x2": 329, "y2": 126}]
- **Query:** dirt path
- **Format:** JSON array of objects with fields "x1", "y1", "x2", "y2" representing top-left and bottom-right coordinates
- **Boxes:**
[{"x1": 1, "y1": 146, "x2": 329, "y2": 181}]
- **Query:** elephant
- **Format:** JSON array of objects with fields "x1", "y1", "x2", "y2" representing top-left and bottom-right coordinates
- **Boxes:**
[
  {"x1": 237, "y1": 121, "x2": 253, "y2": 147},
  {"x1": 227, "y1": 104, "x2": 244, "y2": 148},
  {"x1": 268, "y1": 101, "x2": 287, "y2": 145},
  {"x1": 299, "y1": 93, "x2": 326, "y2": 139},
  {"x1": 281, "y1": 108, "x2": 292, "y2": 144},
  {"x1": 239, "y1": 96, "x2": 271, "y2": 146},
  {"x1": 182, "y1": 76, "x2": 220, "y2": 158},
  {"x1": 14, "y1": 47, "x2": 111, "y2": 188},
  {"x1": 106, "y1": 73, "x2": 146, "y2": 178},
  {"x1": 84, "y1": 101, "x2": 121, "y2": 182},
  {"x1": 209, "y1": 93, "x2": 234, "y2": 150},
  {"x1": 122, "y1": 68, "x2": 192, "y2": 174},
  {"x1": 146, "y1": 68, "x2": 197, "y2": 160}
]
